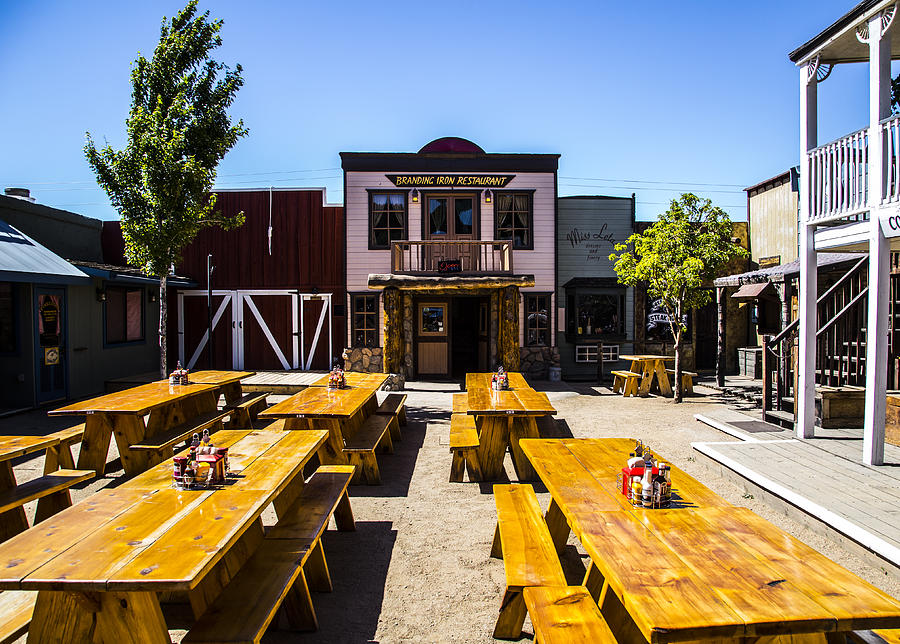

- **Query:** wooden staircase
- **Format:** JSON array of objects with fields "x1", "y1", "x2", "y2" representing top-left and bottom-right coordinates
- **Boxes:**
[{"x1": 761, "y1": 255, "x2": 900, "y2": 428}]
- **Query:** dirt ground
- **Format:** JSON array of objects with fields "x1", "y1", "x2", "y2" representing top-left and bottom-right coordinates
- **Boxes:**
[{"x1": 3, "y1": 381, "x2": 900, "y2": 644}]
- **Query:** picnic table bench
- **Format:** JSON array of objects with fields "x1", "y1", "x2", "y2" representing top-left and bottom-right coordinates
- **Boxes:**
[
  {"x1": 0, "y1": 435, "x2": 94, "y2": 544},
  {"x1": 518, "y1": 437, "x2": 900, "y2": 644},
  {"x1": 618, "y1": 354, "x2": 674, "y2": 397},
  {"x1": 49, "y1": 381, "x2": 223, "y2": 476},
  {"x1": 259, "y1": 376, "x2": 394, "y2": 485},
  {"x1": 464, "y1": 374, "x2": 556, "y2": 481},
  {"x1": 0, "y1": 427, "x2": 357, "y2": 643}
]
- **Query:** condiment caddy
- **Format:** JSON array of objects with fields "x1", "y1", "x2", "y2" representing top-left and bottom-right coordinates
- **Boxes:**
[
  {"x1": 491, "y1": 365, "x2": 509, "y2": 391},
  {"x1": 173, "y1": 429, "x2": 229, "y2": 489},
  {"x1": 327, "y1": 365, "x2": 346, "y2": 390},
  {"x1": 615, "y1": 439, "x2": 672, "y2": 508},
  {"x1": 169, "y1": 360, "x2": 190, "y2": 386}
]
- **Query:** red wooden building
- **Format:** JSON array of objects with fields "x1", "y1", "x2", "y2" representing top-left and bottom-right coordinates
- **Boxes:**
[{"x1": 170, "y1": 188, "x2": 345, "y2": 371}]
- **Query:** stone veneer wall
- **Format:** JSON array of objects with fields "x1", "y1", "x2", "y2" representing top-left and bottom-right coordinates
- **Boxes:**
[
  {"x1": 342, "y1": 347, "x2": 383, "y2": 373},
  {"x1": 519, "y1": 346, "x2": 560, "y2": 379},
  {"x1": 340, "y1": 347, "x2": 405, "y2": 390}
]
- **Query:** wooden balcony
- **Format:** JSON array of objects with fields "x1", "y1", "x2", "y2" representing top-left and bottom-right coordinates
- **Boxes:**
[
  {"x1": 390, "y1": 240, "x2": 513, "y2": 274},
  {"x1": 806, "y1": 125, "x2": 869, "y2": 223}
]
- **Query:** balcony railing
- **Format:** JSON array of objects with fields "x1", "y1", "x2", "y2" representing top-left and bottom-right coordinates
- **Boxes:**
[
  {"x1": 806, "y1": 125, "x2": 868, "y2": 223},
  {"x1": 391, "y1": 240, "x2": 513, "y2": 274},
  {"x1": 883, "y1": 114, "x2": 900, "y2": 205}
]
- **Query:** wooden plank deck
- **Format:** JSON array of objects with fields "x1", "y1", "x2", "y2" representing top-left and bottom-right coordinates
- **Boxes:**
[{"x1": 693, "y1": 426, "x2": 900, "y2": 575}]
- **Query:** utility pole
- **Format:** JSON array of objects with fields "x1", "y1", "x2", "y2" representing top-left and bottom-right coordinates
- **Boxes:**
[{"x1": 207, "y1": 254, "x2": 214, "y2": 369}]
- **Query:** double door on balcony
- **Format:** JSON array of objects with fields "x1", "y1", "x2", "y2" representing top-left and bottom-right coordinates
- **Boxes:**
[{"x1": 423, "y1": 194, "x2": 478, "y2": 271}]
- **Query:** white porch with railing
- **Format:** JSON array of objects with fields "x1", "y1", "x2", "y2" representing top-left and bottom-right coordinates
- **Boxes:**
[{"x1": 796, "y1": 2, "x2": 899, "y2": 466}]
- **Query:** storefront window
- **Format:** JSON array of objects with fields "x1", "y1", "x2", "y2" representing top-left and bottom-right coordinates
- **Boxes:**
[
  {"x1": 526, "y1": 293, "x2": 551, "y2": 346},
  {"x1": 105, "y1": 286, "x2": 144, "y2": 344},
  {"x1": 369, "y1": 192, "x2": 407, "y2": 249},
  {"x1": 495, "y1": 192, "x2": 533, "y2": 249},
  {"x1": 351, "y1": 293, "x2": 379, "y2": 347},
  {"x1": 419, "y1": 304, "x2": 446, "y2": 335},
  {"x1": 566, "y1": 289, "x2": 625, "y2": 337},
  {"x1": 0, "y1": 282, "x2": 15, "y2": 354}
]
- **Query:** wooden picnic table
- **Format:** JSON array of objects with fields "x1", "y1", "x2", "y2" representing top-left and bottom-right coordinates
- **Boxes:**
[
  {"x1": 465, "y1": 372, "x2": 530, "y2": 391},
  {"x1": 49, "y1": 381, "x2": 221, "y2": 477},
  {"x1": 308, "y1": 372, "x2": 388, "y2": 389},
  {"x1": 465, "y1": 375, "x2": 556, "y2": 481},
  {"x1": 619, "y1": 354, "x2": 674, "y2": 396},
  {"x1": 165, "y1": 370, "x2": 255, "y2": 405},
  {"x1": 0, "y1": 428, "x2": 327, "y2": 643},
  {"x1": 259, "y1": 384, "x2": 380, "y2": 465},
  {"x1": 521, "y1": 438, "x2": 900, "y2": 644},
  {"x1": 0, "y1": 435, "x2": 89, "y2": 543}
]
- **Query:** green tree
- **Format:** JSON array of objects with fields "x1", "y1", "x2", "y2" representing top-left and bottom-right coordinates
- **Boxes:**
[
  {"x1": 609, "y1": 193, "x2": 747, "y2": 402},
  {"x1": 85, "y1": 0, "x2": 247, "y2": 377}
]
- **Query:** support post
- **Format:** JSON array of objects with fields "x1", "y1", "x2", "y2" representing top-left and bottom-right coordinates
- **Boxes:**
[
  {"x1": 797, "y1": 60, "x2": 818, "y2": 439},
  {"x1": 716, "y1": 286, "x2": 726, "y2": 387},
  {"x1": 863, "y1": 14, "x2": 892, "y2": 465},
  {"x1": 499, "y1": 286, "x2": 521, "y2": 371},
  {"x1": 761, "y1": 335, "x2": 772, "y2": 417},
  {"x1": 382, "y1": 287, "x2": 402, "y2": 374}
]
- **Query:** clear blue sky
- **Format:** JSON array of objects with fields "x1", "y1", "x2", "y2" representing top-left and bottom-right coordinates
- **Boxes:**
[{"x1": 0, "y1": 0, "x2": 877, "y2": 222}]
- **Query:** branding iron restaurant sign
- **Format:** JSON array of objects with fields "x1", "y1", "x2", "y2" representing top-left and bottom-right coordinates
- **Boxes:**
[{"x1": 386, "y1": 174, "x2": 515, "y2": 188}]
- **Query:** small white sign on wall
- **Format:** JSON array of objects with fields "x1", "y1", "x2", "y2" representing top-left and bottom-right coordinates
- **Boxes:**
[{"x1": 878, "y1": 208, "x2": 900, "y2": 238}]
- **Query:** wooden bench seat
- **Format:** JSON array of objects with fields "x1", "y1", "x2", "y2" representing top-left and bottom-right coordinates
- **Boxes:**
[
  {"x1": 0, "y1": 590, "x2": 36, "y2": 644},
  {"x1": 0, "y1": 469, "x2": 94, "y2": 524},
  {"x1": 523, "y1": 585, "x2": 618, "y2": 644},
  {"x1": 851, "y1": 630, "x2": 900, "y2": 644},
  {"x1": 375, "y1": 393, "x2": 407, "y2": 441},
  {"x1": 185, "y1": 466, "x2": 356, "y2": 643},
  {"x1": 268, "y1": 465, "x2": 356, "y2": 540},
  {"x1": 452, "y1": 392, "x2": 468, "y2": 413},
  {"x1": 130, "y1": 408, "x2": 230, "y2": 452},
  {"x1": 183, "y1": 538, "x2": 317, "y2": 642},
  {"x1": 611, "y1": 370, "x2": 641, "y2": 397},
  {"x1": 449, "y1": 413, "x2": 481, "y2": 483},
  {"x1": 42, "y1": 424, "x2": 84, "y2": 474},
  {"x1": 343, "y1": 414, "x2": 395, "y2": 485},
  {"x1": 665, "y1": 368, "x2": 697, "y2": 394},
  {"x1": 491, "y1": 484, "x2": 566, "y2": 639},
  {"x1": 224, "y1": 392, "x2": 269, "y2": 428}
]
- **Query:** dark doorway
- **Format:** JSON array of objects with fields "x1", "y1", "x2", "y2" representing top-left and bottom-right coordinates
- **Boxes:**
[
  {"x1": 694, "y1": 296, "x2": 717, "y2": 370},
  {"x1": 451, "y1": 297, "x2": 481, "y2": 378}
]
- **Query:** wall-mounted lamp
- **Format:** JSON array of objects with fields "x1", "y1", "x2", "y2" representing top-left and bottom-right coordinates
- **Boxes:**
[
  {"x1": 96, "y1": 289, "x2": 107, "y2": 303},
  {"x1": 148, "y1": 290, "x2": 158, "y2": 303},
  {"x1": 483, "y1": 189, "x2": 492, "y2": 204},
  {"x1": 411, "y1": 188, "x2": 419, "y2": 203}
]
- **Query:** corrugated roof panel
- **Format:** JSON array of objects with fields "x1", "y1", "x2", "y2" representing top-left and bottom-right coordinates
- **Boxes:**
[{"x1": 0, "y1": 220, "x2": 89, "y2": 284}]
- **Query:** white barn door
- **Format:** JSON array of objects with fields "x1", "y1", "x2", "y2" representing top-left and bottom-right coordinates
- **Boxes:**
[{"x1": 177, "y1": 290, "x2": 332, "y2": 371}]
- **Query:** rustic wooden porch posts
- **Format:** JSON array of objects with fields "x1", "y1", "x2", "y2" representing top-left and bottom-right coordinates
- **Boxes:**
[
  {"x1": 383, "y1": 287, "x2": 402, "y2": 374},
  {"x1": 499, "y1": 286, "x2": 520, "y2": 371}
]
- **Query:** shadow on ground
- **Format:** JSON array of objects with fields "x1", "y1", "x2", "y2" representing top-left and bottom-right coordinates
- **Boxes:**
[
  {"x1": 263, "y1": 520, "x2": 397, "y2": 644},
  {"x1": 347, "y1": 412, "x2": 428, "y2": 499}
]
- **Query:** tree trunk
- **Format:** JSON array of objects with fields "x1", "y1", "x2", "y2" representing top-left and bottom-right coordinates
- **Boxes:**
[
  {"x1": 159, "y1": 273, "x2": 167, "y2": 379},
  {"x1": 673, "y1": 303, "x2": 683, "y2": 404}
]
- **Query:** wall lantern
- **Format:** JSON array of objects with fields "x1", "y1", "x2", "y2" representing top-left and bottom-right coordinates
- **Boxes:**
[
  {"x1": 483, "y1": 189, "x2": 492, "y2": 204},
  {"x1": 96, "y1": 289, "x2": 107, "y2": 303},
  {"x1": 411, "y1": 188, "x2": 419, "y2": 203},
  {"x1": 148, "y1": 290, "x2": 158, "y2": 303}
]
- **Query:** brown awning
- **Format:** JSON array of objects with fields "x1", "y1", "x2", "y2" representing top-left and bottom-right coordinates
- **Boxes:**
[{"x1": 731, "y1": 282, "x2": 774, "y2": 301}]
